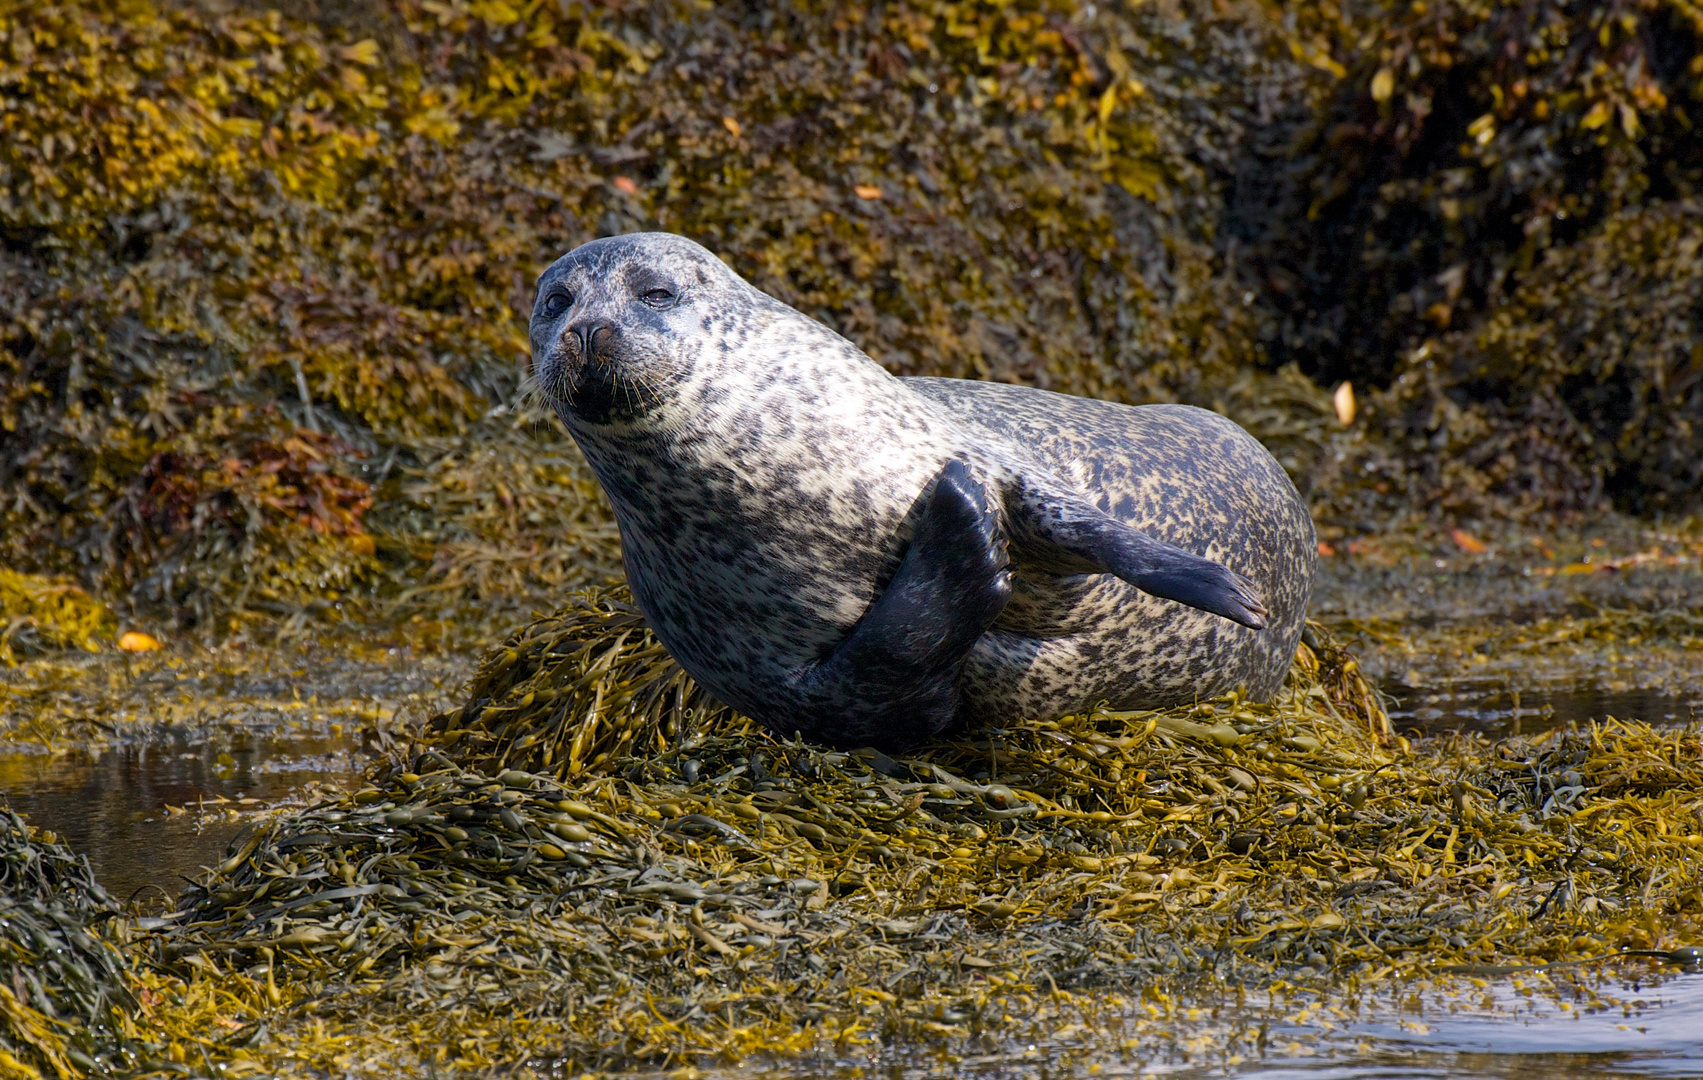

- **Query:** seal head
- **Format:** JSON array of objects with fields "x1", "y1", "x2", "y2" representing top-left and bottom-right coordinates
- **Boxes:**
[{"x1": 529, "y1": 233, "x2": 737, "y2": 427}]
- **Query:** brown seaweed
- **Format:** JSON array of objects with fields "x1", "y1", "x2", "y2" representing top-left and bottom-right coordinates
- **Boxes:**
[{"x1": 115, "y1": 592, "x2": 1702, "y2": 1075}]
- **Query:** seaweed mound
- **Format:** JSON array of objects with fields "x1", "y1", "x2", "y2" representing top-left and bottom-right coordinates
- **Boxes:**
[
  {"x1": 144, "y1": 590, "x2": 1703, "y2": 1073},
  {"x1": 0, "y1": 812, "x2": 132, "y2": 1079},
  {"x1": 429, "y1": 586, "x2": 733, "y2": 780}
]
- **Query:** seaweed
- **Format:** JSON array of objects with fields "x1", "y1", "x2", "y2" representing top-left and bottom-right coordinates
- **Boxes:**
[
  {"x1": 1244, "y1": 0, "x2": 1703, "y2": 517},
  {"x1": 1380, "y1": 201, "x2": 1703, "y2": 517},
  {"x1": 3, "y1": 3, "x2": 1701, "y2": 1070},
  {"x1": 115, "y1": 592, "x2": 1702, "y2": 1075},
  {"x1": 7, "y1": 0, "x2": 1696, "y2": 628},
  {"x1": 0, "y1": 571, "x2": 113, "y2": 665},
  {"x1": 0, "y1": 812, "x2": 132, "y2": 1079}
]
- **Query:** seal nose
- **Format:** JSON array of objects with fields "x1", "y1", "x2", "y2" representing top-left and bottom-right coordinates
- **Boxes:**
[{"x1": 566, "y1": 320, "x2": 617, "y2": 358}]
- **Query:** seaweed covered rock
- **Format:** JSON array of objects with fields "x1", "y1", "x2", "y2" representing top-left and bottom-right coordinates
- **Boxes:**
[
  {"x1": 0, "y1": 0, "x2": 1331, "y2": 625},
  {"x1": 432, "y1": 587, "x2": 1393, "y2": 783},
  {"x1": 0, "y1": 812, "x2": 132, "y2": 1078},
  {"x1": 1385, "y1": 201, "x2": 1703, "y2": 515},
  {"x1": 1241, "y1": 0, "x2": 1703, "y2": 516},
  {"x1": 4, "y1": 0, "x2": 1700, "y2": 628}
]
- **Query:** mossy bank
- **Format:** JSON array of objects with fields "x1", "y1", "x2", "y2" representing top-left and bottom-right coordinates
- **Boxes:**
[{"x1": 4, "y1": 0, "x2": 1702, "y2": 634}]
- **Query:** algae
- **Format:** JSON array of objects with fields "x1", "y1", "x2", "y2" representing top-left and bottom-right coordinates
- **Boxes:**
[
  {"x1": 1245, "y1": 0, "x2": 1703, "y2": 518},
  {"x1": 0, "y1": 812, "x2": 132, "y2": 1079},
  {"x1": 4, "y1": 0, "x2": 1700, "y2": 629},
  {"x1": 99, "y1": 592, "x2": 1701, "y2": 1076},
  {"x1": 0, "y1": 572, "x2": 113, "y2": 666}
]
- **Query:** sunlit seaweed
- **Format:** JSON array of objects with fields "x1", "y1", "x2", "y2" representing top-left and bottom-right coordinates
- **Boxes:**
[
  {"x1": 429, "y1": 586, "x2": 734, "y2": 780},
  {"x1": 0, "y1": 571, "x2": 114, "y2": 666},
  {"x1": 109, "y1": 593, "x2": 1702, "y2": 1075}
]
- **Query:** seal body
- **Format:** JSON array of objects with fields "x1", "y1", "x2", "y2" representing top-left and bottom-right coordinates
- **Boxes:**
[
  {"x1": 905, "y1": 379, "x2": 1313, "y2": 723},
  {"x1": 528, "y1": 232, "x2": 1315, "y2": 748}
]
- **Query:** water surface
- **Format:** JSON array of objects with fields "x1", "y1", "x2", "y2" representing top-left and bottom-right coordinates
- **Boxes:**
[
  {"x1": 740, "y1": 969, "x2": 1703, "y2": 1078},
  {"x1": 1384, "y1": 686, "x2": 1700, "y2": 738},
  {"x1": 0, "y1": 726, "x2": 370, "y2": 904},
  {"x1": 1242, "y1": 971, "x2": 1703, "y2": 1079}
]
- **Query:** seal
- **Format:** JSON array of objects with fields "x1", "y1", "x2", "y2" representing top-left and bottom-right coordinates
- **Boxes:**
[{"x1": 528, "y1": 233, "x2": 1315, "y2": 749}]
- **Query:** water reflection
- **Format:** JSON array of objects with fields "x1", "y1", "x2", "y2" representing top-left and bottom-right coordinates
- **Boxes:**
[
  {"x1": 0, "y1": 727, "x2": 371, "y2": 904},
  {"x1": 1240, "y1": 970, "x2": 1703, "y2": 1079},
  {"x1": 1385, "y1": 686, "x2": 1700, "y2": 738},
  {"x1": 730, "y1": 969, "x2": 1703, "y2": 1079}
]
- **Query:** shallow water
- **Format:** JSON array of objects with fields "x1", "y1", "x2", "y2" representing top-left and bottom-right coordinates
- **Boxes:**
[
  {"x1": 0, "y1": 638, "x2": 459, "y2": 905},
  {"x1": 1241, "y1": 971, "x2": 1703, "y2": 1079},
  {"x1": 1384, "y1": 686, "x2": 1701, "y2": 738},
  {"x1": 742, "y1": 969, "x2": 1703, "y2": 1078},
  {"x1": 0, "y1": 727, "x2": 371, "y2": 903}
]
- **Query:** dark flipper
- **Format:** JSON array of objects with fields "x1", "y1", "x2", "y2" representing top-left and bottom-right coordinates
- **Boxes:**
[
  {"x1": 1010, "y1": 487, "x2": 1267, "y2": 629},
  {"x1": 781, "y1": 460, "x2": 1012, "y2": 749},
  {"x1": 1097, "y1": 529, "x2": 1268, "y2": 628}
]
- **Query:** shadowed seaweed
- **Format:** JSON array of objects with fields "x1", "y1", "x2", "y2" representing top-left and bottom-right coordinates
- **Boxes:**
[{"x1": 0, "y1": 812, "x2": 132, "y2": 1079}]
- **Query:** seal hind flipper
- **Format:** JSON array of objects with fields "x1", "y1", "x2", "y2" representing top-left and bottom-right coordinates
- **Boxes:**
[
  {"x1": 781, "y1": 461, "x2": 1012, "y2": 747},
  {"x1": 1102, "y1": 531, "x2": 1269, "y2": 629},
  {"x1": 1008, "y1": 489, "x2": 1268, "y2": 630}
]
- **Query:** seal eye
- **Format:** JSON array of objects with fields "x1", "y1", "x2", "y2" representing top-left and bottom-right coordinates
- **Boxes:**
[
  {"x1": 539, "y1": 291, "x2": 572, "y2": 319},
  {"x1": 639, "y1": 288, "x2": 676, "y2": 309}
]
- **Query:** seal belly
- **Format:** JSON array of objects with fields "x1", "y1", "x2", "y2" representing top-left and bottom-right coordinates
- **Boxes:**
[
  {"x1": 577, "y1": 358, "x2": 974, "y2": 721},
  {"x1": 902, "y1": 377, "x2": 1316, "y2": 723}
]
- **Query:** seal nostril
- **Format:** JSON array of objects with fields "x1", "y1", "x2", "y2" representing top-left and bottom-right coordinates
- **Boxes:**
[{"x1": 563, "y1": 321, "x2": 616, "y2": 357}]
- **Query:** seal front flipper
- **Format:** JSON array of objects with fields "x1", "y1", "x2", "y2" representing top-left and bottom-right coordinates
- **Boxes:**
[
  {"x1": 1010, "y1": 488, "x2": 1268, "y2": 630},
  {"x1": 782, "y1": 460, "x2": 1012, "y2": 749}
]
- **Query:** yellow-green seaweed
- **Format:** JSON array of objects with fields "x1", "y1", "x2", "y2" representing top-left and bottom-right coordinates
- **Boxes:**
[
  {"x1": 0, "y1": 571, "x2": 114, "y2": 665},
  {"x1": 105, "y1": 591, "x2": 1703, "y2": 1077}
]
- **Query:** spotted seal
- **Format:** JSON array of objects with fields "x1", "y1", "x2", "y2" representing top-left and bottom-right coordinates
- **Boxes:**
[{"x1": 529, "y1": 233, "x2": 1315, "y2": 749}]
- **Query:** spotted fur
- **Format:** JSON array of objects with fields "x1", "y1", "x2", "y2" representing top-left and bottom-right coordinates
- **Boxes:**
[{"x1": 529, "y1": 233, "x2": 1315, "y2": 746}]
